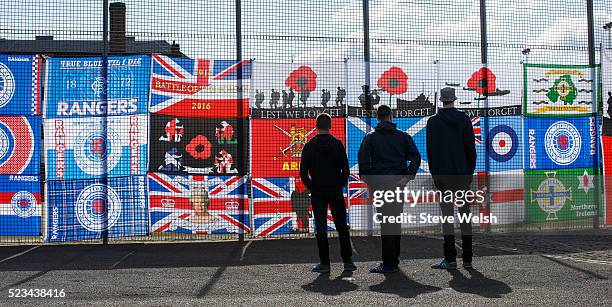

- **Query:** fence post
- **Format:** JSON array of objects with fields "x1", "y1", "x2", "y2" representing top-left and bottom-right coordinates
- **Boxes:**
[
  {"x1": 236, "y1": 0, "x2": 247, "y2": 240},
  {"x1": 587, "y1": 0, "x2": 600, "y2": 229},
  {"x1": 101, "y1": 0, "x2": 109, "y2": 244},
  {"x1": 362, "y1": 0, "x2": 374, "y2": 236},
  {"x1": 479, "y1": 0, "x2": 491, "y2": 233}
]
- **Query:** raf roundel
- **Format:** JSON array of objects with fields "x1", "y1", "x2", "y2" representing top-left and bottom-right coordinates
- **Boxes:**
[{"x1": 487, "y1": 124, "x2": 518, "y2": 163}]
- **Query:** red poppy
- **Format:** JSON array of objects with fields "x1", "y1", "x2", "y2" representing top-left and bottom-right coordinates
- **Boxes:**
[
  {"x1": 377, "y1": 66, "x2": 408, "y2": 95},
  {"x1": 467, "y1": 67, "x2": 497, "y2": 95},
  {"x1": 285, "y1": 66, "x2": 317, "y2": 92},
  {"x1": 186, "y1": 135, "x2": 212, "y2": 160}
]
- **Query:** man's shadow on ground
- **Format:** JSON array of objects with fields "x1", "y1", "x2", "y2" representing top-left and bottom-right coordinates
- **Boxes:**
[
  {"x1": 369, "y1": 270, "x2": 442, "y2": 298},
  {"x1": 448, "y1": 268, "x2": 512, "y2": 298},
  {"x1": 301, "y1": 271, "x2": 358, "y2": 296}
]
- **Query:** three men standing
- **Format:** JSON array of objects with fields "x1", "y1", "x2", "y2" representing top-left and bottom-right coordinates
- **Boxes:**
[{"x1": 301, "y1": 88, "x2": 476, "y2": 273}]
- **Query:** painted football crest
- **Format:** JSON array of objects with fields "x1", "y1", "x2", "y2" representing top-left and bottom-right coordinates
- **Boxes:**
[
  {"x1": 11, "y1": 191, "x2": 37, "y2": 218},
  {"x1": 75, "y1": 126, "x2": 121, "y2": 175},
  {"x1": 530, "y1": 172, "x2": 572, "y2": 220},
  {"x1": 0, "y1": 62, "x2": 15, "y2": 108},
  {"x1": 76, "y1": 184, "x2": 122, "y2": 232},
  {"x1": 544, "y1": 121, "x2": 581, "y2": 166}
]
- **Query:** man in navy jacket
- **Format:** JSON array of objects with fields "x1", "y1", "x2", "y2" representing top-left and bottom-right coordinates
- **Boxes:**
[{"x1": 358, "y1": 105, "x2": 421, "y2": 273}]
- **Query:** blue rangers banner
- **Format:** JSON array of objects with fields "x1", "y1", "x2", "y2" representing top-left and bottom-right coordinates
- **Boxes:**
[
  {"x1": 486, "y1": 116, "x2": 523, "y2": 172},
  {"x1": 151, "y1": 55, "x2": 251, "y2": 118},
  {"x1": 45, "y1": 55, "x2": 150, "y2": 118},
  {"x1": 44, "y1": 115, "x2": 148, "y2": 180},
  {"x1": 524, "y1": 116, "x2": 596, "y2": 170},
  {"x1": 0, "y1": 116, "x2": 41, "y2": 175},
  {"x1": 46, "y1": 176, "x2": 148, "y2": 242},
  {"x1": 0, "y1": 175, "x2": 41, "y2": 236},
  {"x1": 0, "y1": 54, "x2": 41, "y2": 115},
  {"x1": 149, "y1": 173, "x2": 249, "y2": 234},
  {"x1": 251, "y1": 177, "x2": 341, "y2": 237}
]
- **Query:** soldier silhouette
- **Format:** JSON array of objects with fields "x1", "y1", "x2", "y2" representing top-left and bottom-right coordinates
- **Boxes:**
[
  {"x1": 371, "y1": 89, "x2": 380, "y2": 107},
  {"x1": 288, "y1": 89, "x2": 296, "y2": 108},
  {"x1": 336, "y1": 87, "x2": 346, "y2": 106},
  {"x1": 270, "y1": 89, "x2": 280, "y2": 108},
  {"x1": 607, "y1": 91, "x2": 612, "y2": 119},
  {"x1": 282, "y1": 90, "x2": 292, "y2": 108},
  {"x1": 254, "y1": 90, "x2": 265, "y2": 109},
  {"x1": 321, "y1": 89, "x2": 331, "y2": 108},
  {"x1": 299, "y1": 90, "x2": 310, "y2": 108},
  {"x1": 359, "y1": 85, "x2": 372, "y2": 110}
]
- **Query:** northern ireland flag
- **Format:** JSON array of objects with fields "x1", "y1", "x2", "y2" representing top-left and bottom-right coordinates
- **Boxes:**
[
  {"x1": 151, "y1": 55, "x2": 251, "y2": 118},
  {"x1": 149, "y1": 173, "x2": 249, "y2": 234}
]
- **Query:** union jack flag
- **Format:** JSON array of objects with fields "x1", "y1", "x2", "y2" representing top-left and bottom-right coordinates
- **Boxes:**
[
  {"x1": 150, "y1": 54, "x2": 251, "y2": 118},
  {"x1": 148, "y1": 173, "x2": 249, "y2": 234},
  {"x1": 348, "y1": 174, "x2": 368, "y2": 206},
  {"x1": 251, "y1": 177, "x2": 342, "y2": 237},
  {"x1": 472, "y1": 116, "x2": 482, "y2": 145}
]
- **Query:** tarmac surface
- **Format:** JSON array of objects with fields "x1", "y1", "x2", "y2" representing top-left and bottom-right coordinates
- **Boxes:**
[{"x1": 0, "y1": 229, "x2": 610, "y2": 306}]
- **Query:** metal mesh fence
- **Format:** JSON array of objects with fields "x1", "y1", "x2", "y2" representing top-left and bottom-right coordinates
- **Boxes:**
[{"x1": 0, "y1": 0, "x2": 610, "y2": 244}]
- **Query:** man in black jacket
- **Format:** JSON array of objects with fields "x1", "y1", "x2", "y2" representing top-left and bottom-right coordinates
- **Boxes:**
[
  {"x1": 358, "y1": 105, "x2": 421, "y2": 273},
  {"x1": 426, "y1": 87, "x2": 477, "y2": 270},
  {"x1": 300, "y1": 113, "x2": 355, "y2": 273}
]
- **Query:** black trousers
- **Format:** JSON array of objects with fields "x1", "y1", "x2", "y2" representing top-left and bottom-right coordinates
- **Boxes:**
[
  {"x1": 379, "y1": 201, "x2": 403, "y2": 268},
  {"x1": 310, "y1": 189, "x2": 352, "y2": 265},
  {"x1": 368, "y1": 181, "x2": 403, "y2": 269},
  {"x1": 435, "y1": 178, "x2": 473, "y2": 263}
]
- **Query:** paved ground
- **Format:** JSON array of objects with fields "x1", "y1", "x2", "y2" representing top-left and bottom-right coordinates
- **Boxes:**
[{"x1": 0, "y1": 229, "x2": 610, "y2": 306}]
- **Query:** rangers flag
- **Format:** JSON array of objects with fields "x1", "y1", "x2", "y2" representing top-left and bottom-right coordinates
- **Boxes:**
[
  {"x1": 151, "y1": 55, "x2": 251, "y2": 118},
  {"x1": 45, "y1": 55, "x2": 150, "y2": 118},
  {"x1": 44, "y1": 115, "x2": 148, "y2": 180},
  {"x1": 148, "y1": 173, "x2": 249, "y2": 234},
  {"x1": 0, "y1": 54, "x2": 41, "y2": 115},
  {"x1": 524, "y1": 116, "x2": 596, "y2": 170},
  {"x1": 0, "y1": 175, "x2": 41, "y2": 236},
  {"x1": 46, "y1": 176, "x2": 149, "y2": 242}
]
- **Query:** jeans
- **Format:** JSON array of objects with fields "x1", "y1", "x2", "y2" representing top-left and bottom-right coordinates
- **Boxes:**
[
  {"x1": 435, "y1": 177, "x2": 473, "y2": 263},
  {"x1": 310, "y1": 189, "x2": 352, "y2": 265}
]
